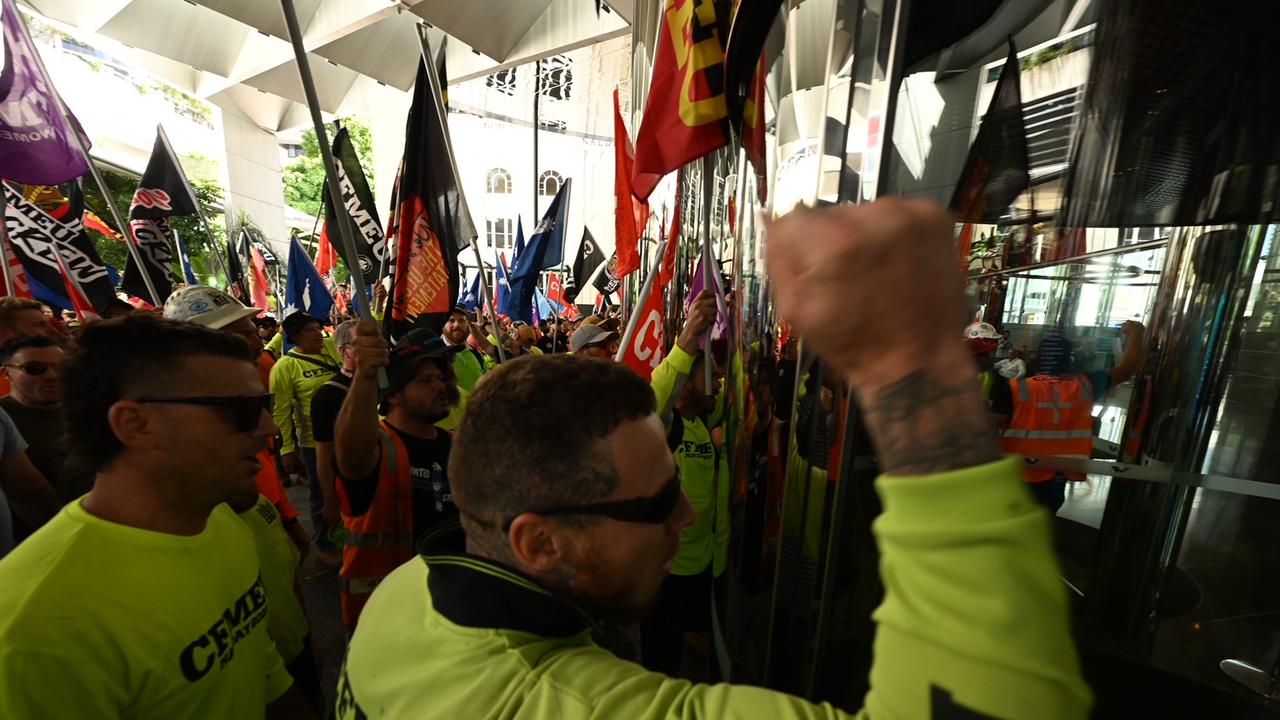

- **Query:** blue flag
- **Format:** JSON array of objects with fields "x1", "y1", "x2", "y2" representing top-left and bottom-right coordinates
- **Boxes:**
[
  {"x1": 173, "y1": 228, "x2": 198, "y2": 285},
  {"x1": 284, "y1": 235, "x2": 334, "y2": 323},
  {"x1": 505, "y1": 179, "x2": 570, "y2": 323},
  {"x1": 494, "y1": 250, "x2": 511, "y2": 317},
  {"x1": 534, "y1": 288, "x2": 558, "y2": 323},
  {"x1": 459, "y1": 270, "x2": 481, "y2": 311},
  {"x1": 513, "y1": 217, "x2": 526, "y2": 262}
]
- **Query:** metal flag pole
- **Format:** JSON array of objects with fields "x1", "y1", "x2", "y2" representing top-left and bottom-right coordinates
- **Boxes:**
[
  {"x1": 533, "y1": 58, "x2": 541, "y2": 223},
  {"x1": 156, "y1": 124, "x2": 233, "y2": 287},
  {"x1": 80, "y1": 146, "x2": 162, "y2": 307},
  {"x1": 614, "y1": 235, "x2": 668, "y2": 363},
  {"x1": 699, "y1": 156, "x2": 714, "y2": 394},
  {"x1": 415, "y1": 25, "x2": 506, "y2": 364},
  {"x1": 308, "y1": 189, "x2": 324, "y2": 257},
  {"x1": 0, "y1": 187, "x2": 17, "y2": 297},
  {"x1": 278, "y1": 0, "x2": 372, "y2": 321}
]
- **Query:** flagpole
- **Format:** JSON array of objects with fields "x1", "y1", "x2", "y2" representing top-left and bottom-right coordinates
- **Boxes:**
[
  {"x1": 532, "y1": 58, "x2": 540, "y2": 224},
  {"x1": 699, "y1": 156, "x2": 714, "y2": 394},
  {"x1": 155, "y1": 124, "x2": 232, "y2": 287},
  {"x1": 308, "y1": 191, "x2": 324, "y2": 259},
  {"x1": 614, "y1": 236, "x2": 667, "y2": 363},
  {"x1": 52, "y1": 251, "x2": 89, "y2": 322},
  {"x1": 0, "y1": 187, "x2": 18, "y2": 297},
  {"x1": 278, "y1": 0, "x2": 373, "y2": 324},
  {"x1": 414, "y1": 26, "x2": 505, "y2": 364}
]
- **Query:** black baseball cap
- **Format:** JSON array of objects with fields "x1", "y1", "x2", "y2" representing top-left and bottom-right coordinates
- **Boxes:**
[{"x1": 383, "y1": 335, "x2": 463, "y2": 397}]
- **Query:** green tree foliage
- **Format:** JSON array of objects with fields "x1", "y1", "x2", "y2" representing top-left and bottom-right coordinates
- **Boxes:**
[{"x1": 282, "y1": 118, "x2": 375, "y2": 218}]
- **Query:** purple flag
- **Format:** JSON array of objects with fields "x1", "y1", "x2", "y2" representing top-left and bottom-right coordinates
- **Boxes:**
[
  {"x1": 683, "y1": 254, "x2": 728, "y2": 346},
  {"x1": 0, "y1": 0, "x2": 88, "y2": 184}
]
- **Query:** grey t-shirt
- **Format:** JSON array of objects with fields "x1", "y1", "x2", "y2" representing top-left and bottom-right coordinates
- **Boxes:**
[{"x1": 0, "y1": 407, "x2": 30, "y2": 559}]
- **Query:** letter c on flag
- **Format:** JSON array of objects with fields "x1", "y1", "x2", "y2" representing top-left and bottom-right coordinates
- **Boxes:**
[{"x1": 635, "y1": 309, "x2": 662, "y2": 369}]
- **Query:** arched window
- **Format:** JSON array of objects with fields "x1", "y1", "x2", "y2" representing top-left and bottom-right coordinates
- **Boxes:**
[
  {"x1": 539, "y1": 170, "x2": 563, "y2": 197},
  {"x1": 487, "y1": 168, "x2": 512, "y2": 194}
]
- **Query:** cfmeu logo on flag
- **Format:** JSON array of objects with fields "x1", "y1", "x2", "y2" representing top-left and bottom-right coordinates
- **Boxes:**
[
  {"x1": 666, "y1": 0, "x2": 727, "y2": 128},
  {"x1": 131, "y1": 188, "x2": 174, "y2": 211}
]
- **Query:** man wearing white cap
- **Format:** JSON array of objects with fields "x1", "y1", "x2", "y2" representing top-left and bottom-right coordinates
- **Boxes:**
[{"x1": 163, "y1": 286, "x2": 323, "y2": 710}]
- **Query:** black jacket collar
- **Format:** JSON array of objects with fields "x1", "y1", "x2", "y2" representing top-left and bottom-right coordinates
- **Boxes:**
[{"x1": 424, "y1": 554, "x2": 592, "y2": 638}]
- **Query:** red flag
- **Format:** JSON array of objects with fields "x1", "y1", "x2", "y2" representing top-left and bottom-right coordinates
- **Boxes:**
[
  {"x1": 614, "y1": 90, "x2": 649, "y2": 278},
  {"x1": 742, "y1": 55, "x2": 768, "y2": 203},
  {"x1": 619, "y1": 276, "x2": 666, "y2": 379},
  {"x1": 55, "y1": 253, "x2": 95, "y2": 321},
  {"x1": 656, "y1": 179, "x2": 682, "y2": 290},
  {"x1": 0, "y1": 236, "x2": 32, "y2": 299},
  {"x1": 248, "y1": 242, "x2": 272, "y2": 316},
  {"x1": 83, "y1": 210, "x2": 123, "y2": 242},
  {"x1": 546, "y1": 272, "x2": 578, "y2": 319},
  {"x1": 631, "y1": 0, "x2": 730, "y2": 201},
  {"x1": 315, "y1": 222, "x2": 338, "y2": 277}
]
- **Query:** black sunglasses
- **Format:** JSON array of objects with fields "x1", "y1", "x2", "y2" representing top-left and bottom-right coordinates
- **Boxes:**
[
  {"x1": 134, "y1": 394, "x2": 273, "y2": 433},
  {"x1": 503, "y1": 472, "x2": 683, "y2": 531},
  {"x1": 3, "y1": 361, "x2": 55, "y2": 376}
]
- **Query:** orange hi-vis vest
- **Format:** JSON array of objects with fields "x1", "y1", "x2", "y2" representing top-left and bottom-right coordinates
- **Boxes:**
[
  {"x1": 337, "y1": 421, "x2": 414, "y2": 628},
  {"x1": 1000, "y1": 374, "x2": 1094, "y2": 483}
]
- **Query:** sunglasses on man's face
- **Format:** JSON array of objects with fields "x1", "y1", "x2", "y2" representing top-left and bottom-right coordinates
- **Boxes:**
[
  {"x1": 4, "y1": 362, "x2": 56, "y2": 376},
  {"x1": 134, "y1": 394, "x2": 273, "y2": 433},
  {"x1": 503, "y1": 472, "x2": 683, "y2": 531}
]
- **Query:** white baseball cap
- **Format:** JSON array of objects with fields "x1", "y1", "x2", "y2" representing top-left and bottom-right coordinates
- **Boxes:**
[{"x1": 163, "y1": 286, "x2": 260, "y2": 329}]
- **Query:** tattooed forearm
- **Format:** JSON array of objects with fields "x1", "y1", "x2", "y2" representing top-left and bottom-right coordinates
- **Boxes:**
[{"x1": 860, "y1": 369, "x2": 1002, "y2": 475}]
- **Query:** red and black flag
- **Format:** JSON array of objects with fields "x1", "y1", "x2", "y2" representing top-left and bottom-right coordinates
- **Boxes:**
[
  {"x1": 950, "y1": 40, "x2": 1029, "y2": 223},
  {"x1": 631, "y1": 0, "x2": 731, "y2": 201},
  {"x1": 125, "y1": 129, "x2": 199, "y2": 302},
  {"x1": 322, "y1": 124, "x2": 385, "y2": 285},
  {"x1": 384, "y1": 55, "x2": 475, "y2": 339},
  {"x1": 724, "y1": 0, "x2": 782, "y2": 203}
]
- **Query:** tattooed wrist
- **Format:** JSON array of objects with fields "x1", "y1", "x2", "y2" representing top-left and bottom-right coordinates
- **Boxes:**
[{"x1": 858, "y1": 367, "x2": 1002, "y2": 476}]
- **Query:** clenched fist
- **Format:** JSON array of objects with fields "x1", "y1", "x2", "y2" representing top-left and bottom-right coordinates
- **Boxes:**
[
  {"x1": 349, "y1": 321, "x2": 389, "y2": 380},
  {"x1": 766, "y1": 199, "x2": 970, "y2": 390}
]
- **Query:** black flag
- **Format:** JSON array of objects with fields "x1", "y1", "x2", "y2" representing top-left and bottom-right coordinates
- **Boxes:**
[
  {"x1": 949, "y1": 40, "x2": 1029, "y2": 223},
  {"x1": 592, "y1": 252, "x2": 621, "y2": 297},
  {"x1": 125, "y1": 129, "x2": 198, "y2": 301},
  {"x1": 323, "y1": 125, "x2": 384, "y2": 285},
  {"x1": 3, "y1": 182, "x2": 113, "y2": 310},
  {"x1": 565, "y1": 227, "x2": 605, "y2": 303}
]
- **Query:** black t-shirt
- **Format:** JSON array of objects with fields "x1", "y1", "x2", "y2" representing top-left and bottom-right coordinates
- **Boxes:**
[
  {"x1": 0, "y1": 396, "x2": 92, "y2": 503},
  {"x1": 339, "y1": 424, "x2": 464, "y2": 554},
  {"x1": 310, "y1": 373, "x2": 352, "y2": 444}
]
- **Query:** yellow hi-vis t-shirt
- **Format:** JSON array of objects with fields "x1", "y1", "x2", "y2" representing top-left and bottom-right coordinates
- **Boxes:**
[
  {"x1": 0, "y1": 500, "x2": 293, "y2": 719},
  {"x1": 238, "y1": 495, "x2": 309, "y2": 664}
]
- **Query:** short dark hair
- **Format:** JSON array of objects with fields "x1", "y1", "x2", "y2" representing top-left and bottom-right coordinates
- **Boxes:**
[
  {"x1": 0, "y1": 297, "x2": 44, "y2": 331},
  {"x1": 0, "y1": 335, "x2": 60, "y2": 363},
  {"x1": 451, "y1": 355, "x2": 656, "y2": 538},
  {"x1": 61, "y1": 314, "x2": 255, "y2": 472}
]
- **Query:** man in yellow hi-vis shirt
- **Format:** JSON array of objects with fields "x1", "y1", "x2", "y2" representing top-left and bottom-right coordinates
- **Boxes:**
[
  {"x1": 0, "y1": 315, "x2": 314, "y2": 718},
  {"x1": 270, "y1": 312, "x2": 342, "y2": 564},
  {"x1": 336, "y1": 199, "x2": 1091, "y2": 719}
]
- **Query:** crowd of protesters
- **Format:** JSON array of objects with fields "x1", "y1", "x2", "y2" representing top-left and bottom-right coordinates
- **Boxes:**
[{"x1": 0, "y1": 199, "x2": 1090, "y2": 719}]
